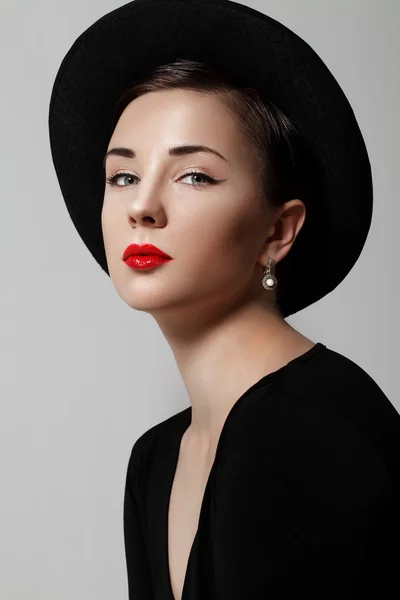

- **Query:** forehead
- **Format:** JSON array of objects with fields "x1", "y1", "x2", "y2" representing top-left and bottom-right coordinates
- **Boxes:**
[{"x1": 109, "y1": 88, "x2": 256, "y2": 166}]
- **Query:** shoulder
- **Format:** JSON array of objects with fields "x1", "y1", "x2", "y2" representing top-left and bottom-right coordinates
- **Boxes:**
[
  {"x1": 219, "y1": 344, "x2": 400, "y2": 500},
  {"x1": 125, "y1": 406, "x2": 189, "y2": 477},
  {"x1": 216, "y1": 389, "x2": 394, "y2": 527},
  {"x1": 221, "y1": 387, "x2": 389, "y2": 484},
  {"x1": 281, "y1": 344, "x2": 400, "y2": 474},
  {"x1": 283, "y1": 343, "x2": 398, "y2": 419}
]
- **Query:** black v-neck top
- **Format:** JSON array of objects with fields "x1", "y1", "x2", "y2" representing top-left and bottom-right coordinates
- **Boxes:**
[{"x1": 123, "y1": 342, "x2": 400, "y2": 599}]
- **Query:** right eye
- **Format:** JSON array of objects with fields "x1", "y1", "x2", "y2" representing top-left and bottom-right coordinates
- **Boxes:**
[{"x1": 106, "y1": 172, "x2": 137, "y2": 187}]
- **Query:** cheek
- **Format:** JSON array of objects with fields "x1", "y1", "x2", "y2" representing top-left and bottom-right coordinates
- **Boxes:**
[
  {"x1": 101, "y1": 208, "x2": 112, "y2": 255},
  {"x1": 223, "y1": 209, "x2": 263, "y2": 263},
  {"x1": 101, "y1": 202, "x2": 123, "y2": 259},
  {"x1": 179, "y1": 212, "x2": 256, "y2": 279}
]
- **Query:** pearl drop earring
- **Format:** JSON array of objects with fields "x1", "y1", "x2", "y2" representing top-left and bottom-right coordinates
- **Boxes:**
[{"x1": 262, "y1": 257, "x2": 277, "y2": 290}]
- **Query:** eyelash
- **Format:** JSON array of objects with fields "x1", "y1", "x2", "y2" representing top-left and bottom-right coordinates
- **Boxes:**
[{"x1": 105, "y1": 170, "x2": 218, "y2": 189}]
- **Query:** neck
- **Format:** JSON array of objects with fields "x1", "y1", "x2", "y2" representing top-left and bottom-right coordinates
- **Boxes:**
[{"x1": 150, "y1": 297, "x2": 313, "y2": 451}]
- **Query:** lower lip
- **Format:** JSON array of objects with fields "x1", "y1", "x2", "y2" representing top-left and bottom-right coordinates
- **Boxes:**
[{"x1": 123, "y1": 255, "x2": 173, "y2": 269}]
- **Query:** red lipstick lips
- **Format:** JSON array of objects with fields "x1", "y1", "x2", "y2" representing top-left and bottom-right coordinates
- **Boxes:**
[{"x1": 122, "y1": 243, "x2": 173, "y2": 270}]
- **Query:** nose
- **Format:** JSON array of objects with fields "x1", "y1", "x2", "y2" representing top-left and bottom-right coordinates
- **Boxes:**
[
  {"x1": 127, "y1": 199, "x2": 166, "y2": 228},
  {"x1": 125, "y1": 172, "x2": 168, "y2": 227}
]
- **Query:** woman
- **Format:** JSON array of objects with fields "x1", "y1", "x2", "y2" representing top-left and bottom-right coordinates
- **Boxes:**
[{"x1": 48, "y1": 1, "x2": 400, "y2": 599}]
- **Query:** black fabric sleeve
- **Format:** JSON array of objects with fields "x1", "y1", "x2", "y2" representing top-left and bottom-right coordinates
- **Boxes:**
[
  {"x1": 210, "y1": 398, "x2": 397, "y2": 599},
  {"x1": 123, "y1": 439, "x2": 155, "y2": 600}
]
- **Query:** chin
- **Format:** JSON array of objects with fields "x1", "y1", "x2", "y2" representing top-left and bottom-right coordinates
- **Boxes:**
[{"x1": 112, "y1": 280, "x2": 172, "y2": 312}]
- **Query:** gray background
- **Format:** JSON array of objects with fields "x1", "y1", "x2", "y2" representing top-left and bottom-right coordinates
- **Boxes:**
[{"x1": 1, "y1": 0, "x2": 399, "y2": 598}]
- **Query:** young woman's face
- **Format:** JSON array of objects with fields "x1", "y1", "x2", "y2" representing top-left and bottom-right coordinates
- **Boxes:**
[{"x1": 101, "y1": 88, "x2": 275, "y2": 317}]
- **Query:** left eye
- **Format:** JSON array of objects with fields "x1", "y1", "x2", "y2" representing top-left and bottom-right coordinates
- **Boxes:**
[{"x1": 106, "y1": 170, "x2": 218, "y2": 188}]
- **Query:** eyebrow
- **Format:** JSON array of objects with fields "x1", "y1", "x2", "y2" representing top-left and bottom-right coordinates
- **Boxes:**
[{"x1": 103, "y1": 144, "x2": 228, "y2": 169}]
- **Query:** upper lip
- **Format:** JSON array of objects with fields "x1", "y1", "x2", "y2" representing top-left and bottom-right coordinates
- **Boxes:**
[{"x1": 122, "y1": 243, "x2": 172, "y2": 260}]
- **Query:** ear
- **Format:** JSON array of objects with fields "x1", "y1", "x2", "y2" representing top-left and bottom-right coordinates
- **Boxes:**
[{"x1": 257, "y1": 199, "x2": 306, "y2": 267}]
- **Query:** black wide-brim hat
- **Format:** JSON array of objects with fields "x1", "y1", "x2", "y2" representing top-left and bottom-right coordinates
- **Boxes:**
[{"x1": 48, "y1": 0, "x2": 373, "y2": 318}]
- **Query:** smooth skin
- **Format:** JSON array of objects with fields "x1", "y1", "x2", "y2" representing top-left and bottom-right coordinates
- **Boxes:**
[{"x1": 102, "y1": 88, "x2": 314, "y2": 455}]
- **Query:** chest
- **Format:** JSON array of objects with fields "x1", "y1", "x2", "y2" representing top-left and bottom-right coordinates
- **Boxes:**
[{"x1": 167, "y1": 442, "x2": 215, "y2": 600}]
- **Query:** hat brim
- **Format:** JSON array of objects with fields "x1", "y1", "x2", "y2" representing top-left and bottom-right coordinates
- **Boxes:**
[{"x1": 48, "y1": 0, "x2": 373, "y2": 317}]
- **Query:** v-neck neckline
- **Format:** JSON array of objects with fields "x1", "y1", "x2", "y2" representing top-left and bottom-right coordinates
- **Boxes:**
[
  {"x1": 163, "y1": 342, "x2": 327, "y2": 600},
  {"x1": 164, "y1": 410, "x2": 192, "y2": 600}
]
